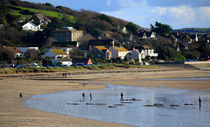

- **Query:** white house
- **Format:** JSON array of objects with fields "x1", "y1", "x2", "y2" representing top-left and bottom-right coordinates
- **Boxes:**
[
  {"x1": 122, "y1": 27, "x2": 128, "y2": 34},
  {"x1": 43, "y1": 49, "x2": 70, "y2": 65},
  {"x1": 107, "y1": 46, "x2": 129, "y2": 59},
  {"x1": 125, "y1": 46, "x2": 158, "y2": 62},
  {"x1": 138, "y1": 46, "x2": 158, "y2": 59},
  {"x1": 139, "y1": 32, "x2": 156, "y2": 39},
  {"x1": 22, "y1": 21, "x2": 41, "y2": 31}
]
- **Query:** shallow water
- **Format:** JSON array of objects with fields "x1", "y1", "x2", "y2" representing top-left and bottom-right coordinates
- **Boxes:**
[
  {"x1": 25, "y1": 85, "x2": 210, "y2": 127},
  {"x1": 150, "y1": 77, "x2": 210, "y2": 81}
]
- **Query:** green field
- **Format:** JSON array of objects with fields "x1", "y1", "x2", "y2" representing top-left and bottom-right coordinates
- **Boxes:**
[{"x1": 10, "y1": 6, "x2": 77, "y2": 23}]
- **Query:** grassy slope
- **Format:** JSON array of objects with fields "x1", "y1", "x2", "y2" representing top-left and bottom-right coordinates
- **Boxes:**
[{"x1": 10, "y1": 6, "x2": 77, "y2": 23}]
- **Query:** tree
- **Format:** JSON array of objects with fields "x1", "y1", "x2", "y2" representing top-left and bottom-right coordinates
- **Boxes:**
[
  {"x1": 25, "y1": 49, "x2": 40, "y2": 61},
  {"x1": 69, "y1": 48, "x2": 84, "y2": 58},
  {"x1": 126, "y1": 22, "x2": 138, "y2": 34},
  {"x1": 0, "y1": 0, "x2": 10, "y2": 24},
  {"x1": 0, "y1": 48, "x2": 9, "y2": 62},
  {"x1": 150, "y1": 21, "x2": 172, "y2": 35},
  {"x1": 98, "y1": 14, "x2": 113, "y2": 24}
]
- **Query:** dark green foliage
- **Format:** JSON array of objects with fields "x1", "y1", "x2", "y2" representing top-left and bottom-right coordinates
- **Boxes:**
[
  {"x1": 98, "y1": 14, "x2": 113, "y2": 24},
  {"x1": 24, "y1": 49, "x2": 41, "y2": 60},
  {"x1": 42, "y1": 58, "x2": 54, "y2": 66},
  {"x1": 0, "y1": 0, "x2": 10, "y2": 24},
  {"x1": 126, "y1": 22, "x2": 138, "y2": 33},
  {"x1": 111, "y1": 57, "x2": 123, "y2": 63},
  {"x1": 5, "y1": 13, "x2": 19, "y2": 27},
  {"x1": 151, "y1": 21, "x2": 172, "y2": 35},
  {"x1": 69, "y1": 48, "x2": 84, "y2": 59},
  {"x1": 174, "y1": 52, "x2": 185, "y2": 61},
  {"x1": 181, "y1": 50, "x2": 201, "y2": 60},
  {"x1": 0, "y1": 48, "x2": 10, "y2": 61}
]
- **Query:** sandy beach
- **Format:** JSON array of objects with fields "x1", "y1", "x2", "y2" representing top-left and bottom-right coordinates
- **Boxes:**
[{"x1": 0, "y1": 63, "x2": 210, "y2": 127}]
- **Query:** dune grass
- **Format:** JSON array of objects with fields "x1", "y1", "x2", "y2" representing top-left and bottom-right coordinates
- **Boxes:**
[{"x1": 0, "y1": 64, "x2": 158, "y2": 74}]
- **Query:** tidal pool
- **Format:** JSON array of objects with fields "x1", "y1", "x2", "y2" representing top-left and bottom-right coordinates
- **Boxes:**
[{"x1": 24, "y1": 85, "x2": 210, "y2": 127}]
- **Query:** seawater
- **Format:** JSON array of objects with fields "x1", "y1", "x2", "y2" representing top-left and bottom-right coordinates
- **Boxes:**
[{"x1": 24, "y1": 85, "x2": 210, "y2": 127}]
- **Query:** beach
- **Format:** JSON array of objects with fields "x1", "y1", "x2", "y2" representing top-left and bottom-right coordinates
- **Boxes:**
[{"x1": 0, "y1": 63, "x2": 210, "y2": 127}]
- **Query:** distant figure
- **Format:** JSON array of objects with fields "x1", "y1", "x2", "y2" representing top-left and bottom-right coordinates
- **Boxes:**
[
  {"x1": 199, "y1": 97, "x2": 202, "y2": 108},
  {"x1": 82, "y1": 92, "x2": 85, "y2": 101},
  {"x1": 120, "y1": 92, "x2": 124, "y2": 100},
  {"x1": 90, "y1": 93, "x2": 92, "y2": 101},
  {"x1": 65, "y1": 73, "x2": 67, "y2": 77},
  {"x1": 63, "y1": 73, "x2": 65, "y2": 78},
  {"x1": 19, "y1": 92, "x2": 22, "y2": 98}
]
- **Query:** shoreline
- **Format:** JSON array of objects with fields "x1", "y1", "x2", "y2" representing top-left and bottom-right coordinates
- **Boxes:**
[{"x1": 0, "y1": 64, "x2": 210, "y2": 127}]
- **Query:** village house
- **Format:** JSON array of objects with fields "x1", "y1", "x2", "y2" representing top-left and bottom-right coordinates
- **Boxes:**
[
  {"x1": 48, "y1": 47, "x2": 73, "y2": 55},
  {"x1": 0, "y1": 24, "x2": 4, "y2": 30},
  {"x1": 53, "y1": 27, "x2": 83, "y2": 44},
  {"x1": 122, "y1": 27, "x2": 128, "y2": 34},
  {"x1": 22, "y1": 21, "x2": 41, "y2": 31},
  {"x1": 106, "y1": 46, "x2": 129, "y2": 59},
  {"x1": 18, "y1": 47, "x2": 39, "y2": 57},
  {"x1": 3, "y1": 46, "x2": 22, "y2": 58},
  {"x1": 72, "y1": 58, "x2": 93, "y2": 65},
  {"x1": 88, "y1": 39, "x2": 114, "y2": 51},
  {"x1": 135, "y1": 46, "x2": 158, "y2": 59},
  {"x1": 138, "y1": 32, "x2": 156, "y2": 39},
  {"x1": 30, "y1": 14, "x2": 51, "y2": 25},
  {"x1": 89, "y1": 46, "x2": 108, "y2": 59},
  {"x1": 43, "y1": 49, "x2": 70, "y2": 66},
  {"x1": 125, "y1": 49, "x2": 142, "y2": 63}
]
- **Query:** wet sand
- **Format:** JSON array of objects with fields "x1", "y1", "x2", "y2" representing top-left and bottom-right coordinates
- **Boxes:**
[{"x1": 0, "y1": 63, "x2": 210, "y2": 127}]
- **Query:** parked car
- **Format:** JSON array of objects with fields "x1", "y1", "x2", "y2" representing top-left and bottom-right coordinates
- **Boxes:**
[
  {"x1": 5, "y1": 64, "x2": 15, "y2": 68},
  {"x1": 29, "y1": 63, "x2": 40, "y2": 67},
  {"x1": 15, "y1": 64, "x2": 27, "y2": 68}
]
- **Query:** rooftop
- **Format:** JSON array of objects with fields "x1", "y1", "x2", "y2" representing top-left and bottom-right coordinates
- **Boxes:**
[
  {"x1": 95, "y1": 46, "x2": 107, "y2": 51},
  {"x1": 114, "y1": 46, "x2": 129, "y2": 52},
  {"x1": 51, "y1": 49, "x2": 67, "y2": 55}
]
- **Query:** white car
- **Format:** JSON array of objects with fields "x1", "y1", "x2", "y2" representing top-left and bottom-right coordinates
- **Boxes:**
[
  {"x1": 29, "y1": 63, "x2": 40, "y2": 67},
  {"x1": 140, "y1": 62, "x2": 150, "y2": 65}
]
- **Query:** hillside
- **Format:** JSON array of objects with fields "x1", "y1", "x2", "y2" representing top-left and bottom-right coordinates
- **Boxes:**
[
  {"x1": 0, "y1": 0, "x2": 209, "y2": 62},
  {"x1": 0, "y1": 0, "x2": 132, "y2": 47}
]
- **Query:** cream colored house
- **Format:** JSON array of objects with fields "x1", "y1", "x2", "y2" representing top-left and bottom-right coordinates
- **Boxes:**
[
  {"x1": 54, "y1": 27, "x2": 83, "y2": 42},
  {"x1": 107, "y1": 46, "x2": 129, "y2": 59}
]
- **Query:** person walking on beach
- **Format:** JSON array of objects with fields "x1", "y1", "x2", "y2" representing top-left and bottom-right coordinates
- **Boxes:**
[
  {"x1": 82, "y1": 92, "x2": 85, "y2": 101},
  {"x1": 63, "y1": 73, "x2": 65, "y2": 78},
  {"x1": 120, "y1": 92, "x2": 124, "y2": 100},
  {"x1": 199, "y1": 97, "x2": 202, "y2": 108},
  {"x1": 90, "y1": 93, "x2": 92, "y2": 101},
  {"x1": 19, "y1": 92, "x2": 22, "y2": 98}
]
